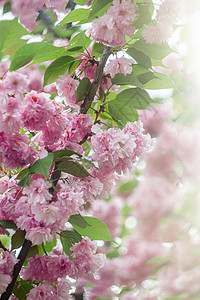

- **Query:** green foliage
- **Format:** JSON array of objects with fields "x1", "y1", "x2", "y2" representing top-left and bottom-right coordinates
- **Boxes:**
[
  {"x1": 76, "y1": 77, "x2": 92, "y2": 103},
  {"x1": 72, "y1": 216, "x2": 115, "y2": 242},
  {"x1": 108, "y1": 101, "x2": 139, "y2": 125},
  {"x1": 43, "y1": 55, "x2": 75, "y2": 86},
  {"x1": 73, "y1": 0, "x2": 89, "y2": 4},
  {"x1": 134, "y1": 2, "x2": 153, "y2": 28},
  {"x1": 133, "y1": 40, "x2": 173, "y2": 60},
  {"x1": 67, "y1": 31, "x2": 91, "y2": 53},
  {"x1": 126, "y1": 47, "x2": 152, "y2": 68},
  {"x1": 0, "y1": 18, "x2": 28, "y2": 54},
  {"x1": 118, "y1": 180, "x2": 138, "y2": 193},
  {"x1": 39, "y1": 236, "x2": 57, "y2": 254},
  {"x1": 144, "y1": 72, "x2": 174, "y2": 89},
  {"x1": 11, "y1": 229, "x2": 25, "y2": 250},
  {"x1": 0, "y1": 220, "x2": 17, "y2": 231},
  {"x1": 10, "y1": 42, "x2": 65, "y2": 71},
  {"x1": 115, "y1": 87, "x2": 153, "y2": 109},
  {"x1": 69, "y1": 214, "x2": 89, "y2": 228},
  {"x1": 28, "y1": 153, "x2": 54, "y2": 179},
  {"x1": 58, "y1": 8, "x2": 90, "y2": 26},
  {"x1": 53, "y1": 149, "x2": 81, "y2": 162},
  {"x1": 57, "y1": 160, "x2": 91, "y2": 178},
  {"x1": 88, "y1": 0, "x2": 113, "y2": 21},
  {"x1": 111, "y1": 72, "x2": 143, "y2": 87},
  {"x1": 60, "y1": 230, "x2": 82, "y2": 259},
  {"x1": 17, "y1": 153, "x2": 54, "y2": 187},
  {"x1": 13, "y1": 280, "x2": 33, "y2": 300}
]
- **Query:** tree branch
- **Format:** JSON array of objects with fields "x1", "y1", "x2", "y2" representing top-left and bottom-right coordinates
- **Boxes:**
[
  {"x1": 0, "y1": 239, "x2": 32, "y2": 300},
  {"x1": 80, "y1": 46, "x2": 112, "y2": 114}
]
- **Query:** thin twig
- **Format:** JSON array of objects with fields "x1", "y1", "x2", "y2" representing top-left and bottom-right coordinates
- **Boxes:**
[
  {"x1": 80, "y1": 46, "x2": 112, "y2": 114},
  {"x1": 0, "y1": 239, "x2": 32, "y2": 300}
]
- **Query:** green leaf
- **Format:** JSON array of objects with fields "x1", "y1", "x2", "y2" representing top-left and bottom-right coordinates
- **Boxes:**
[
  {"x1": 13, "y1": 280, "x2": 33, "y2": 300},
  {"x1": 25, "y1": 245, "x2": 39, "y2": 262},
  {"x1": 39, "y1": 236, "x2": 57, "y2": 254},
  {"x1": 3, "y1": 1, "x2": 11, "y2": 14},
  {"x1": 29, "y1": 152, "x2": 54, "y2": 179},
  {"x1": 137, "y1": 72, "x2": 158, "y2": 84},
  {"x1": 108, "y1": 101, "x2": 138, "y2": 125},
  {"x1": 118, "y1": 180, "x2": 138, "y2": 193},
  {"x1": 74, "y1": 0, "x2": 90, "y2": 4},
  {"x1": 144, "y1": 72, "x2": 174, "y2": 89},
  {"x1": 127, "y1": 47, "x2": 151, "y2": 68},
  {"x1": 11, "y1": 229, "x2": 25, "y2": 250},
  {"x1": 53, "y1": 149, "x2": 81, "y2": 162},
  {"x1": 67, "y1": 31, "x2": 91, "y2": 52},
  {"x1": 111, "y1": 72, "x2": 143, "y2": 87},
  {"x1": 69, "y1": 214, "x2": 89, "y2": 228},
  {"x1": 58, "y1": 8, "x2": 90, "y2": 26},
  {"x1": 16, "y1": 167, "x2": 30, "y2": 180},
  {"x1": 10, "y1": 42, "x2": 65, "y2": 71},
  {"x1": 92, "y1": 42, "x2": 104, "y2": 58},
  {"x1": 133, "y1": 40, "x2": 173, "y2": 60},
  {"x1": 133, "y1": 3, "x2": 153, "y2": 28},
  {"x1": 43, "y1": 55, "x2": 75, "y2": 86},
  {"x1": 115, "y1": 87, "x2": 153, "y2": 109},
  {"x1": 57, "y1": 160, "x2": 91, "y2": 178},
  {"x1": 60, "y1": 230, "x2": 82, "y2": 258},
  {"x1": 0, "y1": 220, "x2": 17, "y2": 230},
  {"x1": 0, "y1": 18, "x2": 28, "y2": 53},
  {"x1": 68, "y1": 59, "x2": 82, "y2": 74},
  {"x1": 76, "y1": 77, "x2": 91, "y2": 103},
  {"x1": 88, "y1": 0, "x2": 113, "y2": 21},
  {"x1": 72, "y1": 216, "x2": 114, "y2": 242},
  {"x1": 17, "y1": 172, "x2": 34, "y2": 187}
]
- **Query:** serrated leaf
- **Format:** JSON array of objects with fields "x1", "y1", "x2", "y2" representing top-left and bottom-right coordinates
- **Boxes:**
[
  {"x1": 127, "y1": 47, "x2": 151, "y2": 68},
  {"x1": 60, "y1": 230, "x2": 82, "y2": 258},
  {"x1": 137, "y1": 72, "x2": 158, "y2": 84},
  {"x1": 68, "y1": 59, "x2": 82, "y2": 74},
  {"x1": 111, "y1": 72, "x2": 143, "y2": 87},
  {"x1": 53, "y1": 149, "x2": 81, "y2": 162},
  {"x1": 24, "y1": 246, "x2": 39, "y2": 266},
  {"x1": 57, "y1": 160, "x2": 91, "y2": 178},
  {"x1": 17, "y1": 172, "x2": 34, "y2": 187},
  {"x1": 133, "y1": 3, "x2": 153, "y2": 28},
  {"x1": 13, "y1": 280, "x2": 33, "y2": 300},
  {"x1": 69, "y1": 214, "x2": 89, "y2": 228},
  {"x1": 39, "y1": 236, "x2": 57, "y2": 254},
  {"x1": 144, "y1": 72, "x2": 174, "y2": 89},
  {"x1": 0, "y1": 18, "x2": 28, "y2": 53},
  {"x1": 76, "y1": 77, "x2": 91, "y2": 103},
  {"x1": 115, "y1": 87, "x2": 153, "y2": 109},
  {"x1": 29, "y1": 152, "x2": 54, "y2": 179},
  {"x1": 88, "y1": 0, "x2": 113, "y2": 21},
  {"x1": 108, "y1": 101, "x2": 138, "y2": 125},
  {"x1": 10, "y1": 42, "x2": 65, "y2": 71},
  {"x1": 43, "y1": 55, "x2": 75, "y2": 86},
  {"x1": 16, "y1": 167, "x2": 30, "y2": 180},
  {"x1": 11, "y1": 229, "x2": 25, "y2": 250},
  {"x1": 74, "y1": 0, "x2": 89, "y2": 4},
  {"x1": 0, "y1": 220, "x2": 17, "y2": 230},
  {"x1": 58, "y1": 8, "x2": 90, "y2": 27},
  {"x1": 133, "y1": 39, "x2": 173, "y2": 60},
  {"x1": 67, "y1": 31, "x2": 91, "y2": 52},
  {"x1": 72, "y1": 216, "x2": 114, "y2": 242}
]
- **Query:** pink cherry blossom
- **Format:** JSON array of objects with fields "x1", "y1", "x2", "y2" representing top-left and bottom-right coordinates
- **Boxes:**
[
  {"x1": 141, "y1": 23, "x2": 173, "y2": 45},
  {"x1": 27, "y1": 283, "x2": 56, "y2": 300},
  {"x1": 20, "y1": 91, "x2": 55, "y2": 131},
  {"x1": 56, "y1": 73, "x2": 79, "y2": 108},
  {"x1": 105, "y1": 57, "x2": 134, "y2": 78}
]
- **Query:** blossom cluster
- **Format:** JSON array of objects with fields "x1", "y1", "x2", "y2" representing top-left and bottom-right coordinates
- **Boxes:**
[{"x1": 86, "y1": 0, "x2": 138, "y2": 46}]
